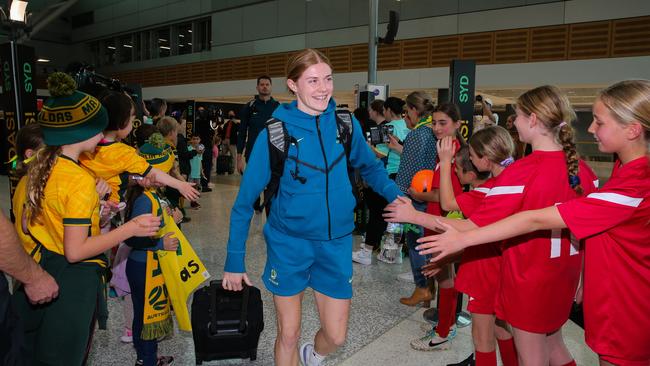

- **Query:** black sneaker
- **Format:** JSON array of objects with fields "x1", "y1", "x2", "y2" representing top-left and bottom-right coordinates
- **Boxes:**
[
  {"x1": 157, "y1": 356, "x2": 174, "y2": 366},
  {"x1": 447, "y1": 354, "x2": 475, "y2": 366}
]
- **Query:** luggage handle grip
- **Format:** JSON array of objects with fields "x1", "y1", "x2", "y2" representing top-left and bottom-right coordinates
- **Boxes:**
[{"x1": 208, "y1": 280, "x2": 250, "y2": 335}]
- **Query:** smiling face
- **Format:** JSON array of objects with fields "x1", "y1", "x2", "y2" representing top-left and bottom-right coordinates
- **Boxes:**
[
  {"x1": 432, "y1": 111, "x2": 460, "y2": 140},
  {"x1": 589, "y1": 99, "x2": 629, "y2": 154},
  {"x1": 287, "y1": 62, "x2": 334, "y2": 116}
]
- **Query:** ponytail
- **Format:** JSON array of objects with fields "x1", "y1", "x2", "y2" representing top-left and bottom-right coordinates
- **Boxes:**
[
  {"x1": 26, "y1": 146, "x2": 62, "y2": 224},
  {"x1": 517, "y1": 85, "x2": 581, "y2": 194},
  {"x1": 557, "y1": 122, "x2": 583, "y2": 195}
]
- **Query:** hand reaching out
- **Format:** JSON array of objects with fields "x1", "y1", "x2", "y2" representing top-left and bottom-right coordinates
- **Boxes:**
[
  {"x1": 415, "y1": 220, "x2": 466, "y2": 263},
  {"x1": 383, "y1": 196, "x2": 417, "y2": 224}
]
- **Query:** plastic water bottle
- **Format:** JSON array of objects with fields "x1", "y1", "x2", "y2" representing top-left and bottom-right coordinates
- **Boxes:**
[{"x1": 378, "y1": 223, "x2": 403, "y2": 264}]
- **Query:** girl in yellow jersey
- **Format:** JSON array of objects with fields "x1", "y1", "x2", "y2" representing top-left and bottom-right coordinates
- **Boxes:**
[
  {"x1": 11, "y1": 73, "x2": 161, "y2": 366},
  {"x1": 79, "y1": 90, "x2": 199, "y2": 205}
]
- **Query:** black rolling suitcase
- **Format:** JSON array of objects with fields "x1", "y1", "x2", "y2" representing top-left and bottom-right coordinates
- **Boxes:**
[
  {"x1": 216, "y1": 155, "x2": 234, "y2": 175},
  {"x1": 191, "y1": 280, "x2": 264, "y2": 364}
]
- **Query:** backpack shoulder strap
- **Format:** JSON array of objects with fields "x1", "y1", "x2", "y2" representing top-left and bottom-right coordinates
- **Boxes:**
[
  {"x1": 335, "y1": 110, "x2": 363, "y2": 204},
  {"x1": 262, "y1": 118, "x2": 289, "y2": 209},
  {"x1": 335, "y1": 109, "x2": 354, "y2": 154}
]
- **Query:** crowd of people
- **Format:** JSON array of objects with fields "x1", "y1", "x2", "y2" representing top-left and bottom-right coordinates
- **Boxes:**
[{"x1": 0, "y1": 47, "x2": 648, "y2": 366}]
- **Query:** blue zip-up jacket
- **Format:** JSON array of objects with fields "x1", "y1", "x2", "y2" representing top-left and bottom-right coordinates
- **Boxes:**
[{"x1": 225, "y1": 99, "x2": 402, "y2": 273}]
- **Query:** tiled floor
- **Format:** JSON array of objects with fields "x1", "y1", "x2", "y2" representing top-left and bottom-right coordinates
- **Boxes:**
[{"x1": 0, "y1": 174, "x2": 598, "y2": 365}]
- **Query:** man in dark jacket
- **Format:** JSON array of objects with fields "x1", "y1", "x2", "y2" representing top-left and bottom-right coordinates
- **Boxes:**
[{"x1": 237, "y1": 75, "x2": 279, "y2": 174}]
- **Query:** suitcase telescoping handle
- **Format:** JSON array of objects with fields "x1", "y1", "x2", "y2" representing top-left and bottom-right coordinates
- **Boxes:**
[{"x1": 208, "y1": 280, "x2": 250, "y2": 335}]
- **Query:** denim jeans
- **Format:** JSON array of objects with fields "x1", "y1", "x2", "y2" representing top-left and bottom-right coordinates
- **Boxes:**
[
  {"x1": 126, "y1": 258, "x2": 158, "y2": 366},
  {"x1": 406, "y1": 201, "x2": 429, "y2": 288}
]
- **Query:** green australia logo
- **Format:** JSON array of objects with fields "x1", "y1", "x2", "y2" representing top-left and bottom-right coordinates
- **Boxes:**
[{"x1": 270, "y1": 268, "x2": 279, "y2": 286}]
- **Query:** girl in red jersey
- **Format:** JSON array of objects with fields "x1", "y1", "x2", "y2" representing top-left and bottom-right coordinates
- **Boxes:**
[
  {"x1": 406, "y1": 103, "x2": 466, "y2": 351},
  {"x1": 443, "y1": 126, "x2": 519, "y2": 366},
  {"x1": 387, "y1": 85, "x2": 598, "y2": 366},
  {"x1": 415, "y1": 80, "x2": 650, "y2": 366}
]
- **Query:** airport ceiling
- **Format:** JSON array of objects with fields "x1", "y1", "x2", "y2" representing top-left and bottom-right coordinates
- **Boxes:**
[{"x1": 183, "y1": 84, "x2": 606, "y2": 111}]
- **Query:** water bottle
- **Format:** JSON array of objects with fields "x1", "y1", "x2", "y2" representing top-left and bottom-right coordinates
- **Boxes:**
[{"x1": 378, "y1": 223, "x2": 403, "y2": 264}]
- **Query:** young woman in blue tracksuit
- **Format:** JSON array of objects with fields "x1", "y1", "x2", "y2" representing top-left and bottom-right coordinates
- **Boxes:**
[{"x1": 222, "y1": 48, "x2": 402, "y2": 366}]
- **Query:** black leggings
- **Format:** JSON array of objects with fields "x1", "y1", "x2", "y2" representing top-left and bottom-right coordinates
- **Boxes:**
[{"x1": 363, "y1": 187, "x2": 388, "y2": 249}]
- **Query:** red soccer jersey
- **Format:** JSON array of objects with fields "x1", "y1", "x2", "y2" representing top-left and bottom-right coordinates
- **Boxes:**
[
  {"x1": 455, "y1": 178, "x2": 503, "y2": 313},
  {"x1": 557, "y1": 156, "x2": 650, "y2": 364},
  {"x1": 424, "y1": 158, "x2": 464, "y2": 235},
  {"x1": 469, "y1": 150, "x2": 598, "y2": 332}
]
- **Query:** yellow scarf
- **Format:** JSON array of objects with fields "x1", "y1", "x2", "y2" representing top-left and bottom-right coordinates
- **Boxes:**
[
  {"x1": 143, "y1": 191, "x2": 210, "y2": 332},
  {"x1": 141, "y1": 191, "x2": 173, "y2": 340},
  {"x1": 143, "y1": 251, "x2": 173, "y2": 340}
]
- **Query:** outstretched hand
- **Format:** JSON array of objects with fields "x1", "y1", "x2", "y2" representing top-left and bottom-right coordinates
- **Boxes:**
[
  {"x1": 383, "y1": 196, "x2": 416, "y2": 224},
  {"x1": 415, "y1": 219, "x2": 466, "y2": 263}
]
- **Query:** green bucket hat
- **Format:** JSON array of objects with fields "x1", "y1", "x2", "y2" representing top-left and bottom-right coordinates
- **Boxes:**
[
  {"x1": 38, "y1": 72, "x2": 108, "y2": 146},
  {"x1": 138, "y1": 133, "x2": 174, "y2": 173}
]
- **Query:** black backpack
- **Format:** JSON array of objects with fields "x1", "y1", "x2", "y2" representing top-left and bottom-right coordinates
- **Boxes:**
[{"x1": 261, "y1": 110, "x2": 360, "y2": 209}]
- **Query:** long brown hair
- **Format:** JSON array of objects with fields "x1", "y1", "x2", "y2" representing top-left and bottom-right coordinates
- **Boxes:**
[
  {"x1": 434, "y1": 102, "x2": 467, "y2": 146},
  {"x1": 516, "y1": 85, "x2": 582, "y2": 194},
  {"x1": 26, "y1": 146, "x2": 62, "y2": 224}
]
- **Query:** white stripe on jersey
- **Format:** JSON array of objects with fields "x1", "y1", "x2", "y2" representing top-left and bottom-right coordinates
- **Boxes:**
[
  {"x1": 486, "y1": 185, "x2": 525, "y2": 196},
  {"x1": 587, "y1": 192, "x2": 643, "y2": 207},
  {"x1": 473, "y1": 187, "x2": 490, "y2": 194},
  {"x1": 593, "y1": 179, "x2": 600, "y2": 188}
]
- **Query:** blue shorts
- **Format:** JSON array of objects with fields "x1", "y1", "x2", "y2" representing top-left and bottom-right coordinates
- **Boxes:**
[{"x1": 262, "y1": 224, "x2": 353, "y2": 299}]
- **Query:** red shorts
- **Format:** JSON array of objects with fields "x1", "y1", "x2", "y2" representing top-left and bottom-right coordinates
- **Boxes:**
[
  {"x1": 599, "y1": 354, "x2": 650, "y2": 366},
  {"x1": 466, "y1": 294, "x2": 495, "y2": 315},
  {"x1": 455, "y1": 244, "x2": 502, "y2": 315}
]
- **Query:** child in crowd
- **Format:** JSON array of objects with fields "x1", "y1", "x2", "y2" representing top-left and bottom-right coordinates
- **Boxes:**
[
  {"x1": 189, "y1": 135, "x2": 204, "y2": 208},
  {"x1": 387, "y1": 85, "x2": 599, "y2": 365},
  {"x1": 11, "y1": 72, "x2": 161, "y2": 365},
  {"x1": 11, "y1": 124, "x2": 45, "y2": 260},
  {"x1": 416, "y1": 80, "x2": 650, "y2": 366},
  {"x1": 438, "y1": 127, "x2": 519, "y2": 366},
  {"x1": 407, "y1": 103, "x2": 466, "y2": 352},
  {"x1": 124, "y1": 132, "x2": 180, "y2": 366},
  {"x1": 79, "y1": 91, "x2": 199, "y2": 205},
  {"x1": 188, "y1": 135, "x2": 204, "y2": 190}
]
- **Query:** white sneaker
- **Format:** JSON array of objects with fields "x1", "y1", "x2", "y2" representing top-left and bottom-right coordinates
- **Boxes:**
[
  {"x1": 352, "y1": 248, "x2": 372, "y2": 265},
  {"x1": 299, "y1": 343, "x2": 323, "y2": 366},
  {"x1": 410, "y1": 327, "x2": 457, "y2": 351},
  {"x1": 397, "y1": 271, "x2": 414, "y2": 283},
  {"x1": 120, "y1": 327, "x2": 133, "y2": 343}
]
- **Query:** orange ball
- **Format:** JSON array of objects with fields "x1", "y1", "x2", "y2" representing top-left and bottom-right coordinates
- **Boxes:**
[{"x1": 411, "y1": 169, "x2": 435, "y2": 193}]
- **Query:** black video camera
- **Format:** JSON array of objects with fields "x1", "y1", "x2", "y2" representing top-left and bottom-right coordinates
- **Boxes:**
[
  {"x1": 475, "y1": 94, "x2": 483, "y2": 102},
  {"x1": 367, "y1": 124, "x2": 394, "y2": 145}
]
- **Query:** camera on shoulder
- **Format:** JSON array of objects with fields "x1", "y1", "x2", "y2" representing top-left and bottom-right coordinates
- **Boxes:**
[{"x1": 367, "y1": 124, "x2": 394, "y2": 145}]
